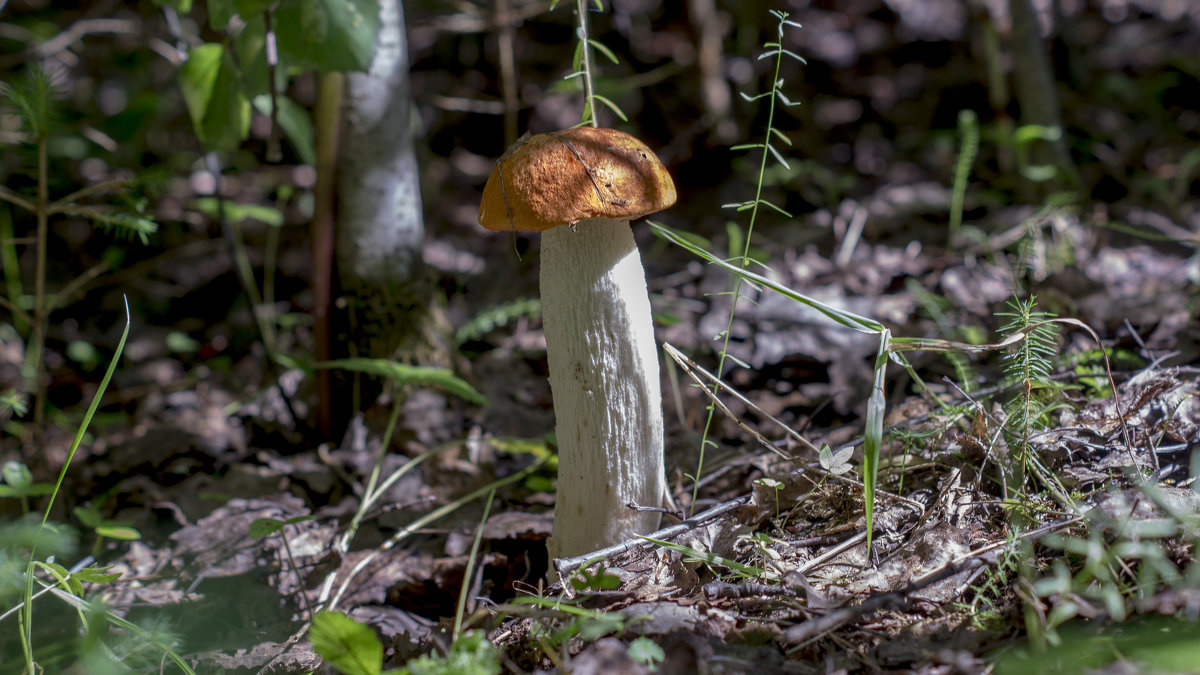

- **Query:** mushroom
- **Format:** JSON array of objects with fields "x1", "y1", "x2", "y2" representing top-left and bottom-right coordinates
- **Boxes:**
[{"x1": 478, "y1": 127, "x2": 676, "y2": 558}]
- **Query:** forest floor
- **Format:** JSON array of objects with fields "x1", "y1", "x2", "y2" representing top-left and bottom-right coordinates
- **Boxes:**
[{"x1": 2, "y1": 0, "x2": 1200, "y2": 673}]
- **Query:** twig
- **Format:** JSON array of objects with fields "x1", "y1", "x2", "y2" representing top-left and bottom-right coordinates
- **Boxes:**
[
  {"x1": 784, "y1": 556, "x2": 985, "y2": 647},
  {"x1": 31, "y1": 18, "x2": 139, "y2": 59},
  {"x1": 0, "y1": 184, "x2": 36, "y2": 212},
  {"x1": 783, "y1": 515, "x2": 1081, "y2": 647},
  {"x1": 663, "y1": 342, "x2": 925, "y2": 514},
  {"x1": 553, "y1": 494, "x2": 752, "y2": 576}
]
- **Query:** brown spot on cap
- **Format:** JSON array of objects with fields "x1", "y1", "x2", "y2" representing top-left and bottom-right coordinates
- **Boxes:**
[{"x1": 478, "y1": 127, "x2": 677, "y2": 232}]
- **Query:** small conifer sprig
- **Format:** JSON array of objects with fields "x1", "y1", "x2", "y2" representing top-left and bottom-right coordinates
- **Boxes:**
[
  {"x1": 949, "y1": 108, "x2": 980, "y2": 242},
  {"x1": 997, "y1": 295, "x2": 1062, "y2": 494},
  {"x1": 0, "y1": 63, "x2": 157, "y2": 443}
]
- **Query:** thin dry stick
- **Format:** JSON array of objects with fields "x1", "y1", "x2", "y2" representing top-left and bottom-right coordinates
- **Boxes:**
[
  {"x1": 553, "y1": 494, "x2": 752, "y2": 575},
  {"x1": 663, "y1": 342, "x2": 925, "y2": 513},
  {"x1": 784, "y1": 514, "x2": 1081, "y2": 647}
]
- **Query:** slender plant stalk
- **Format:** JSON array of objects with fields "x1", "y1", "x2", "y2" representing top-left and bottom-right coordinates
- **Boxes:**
[
  {"x1": 577, "y1": 0, "x2": 597, "y2": 127},
  {"x1": 31, "y1": 138, "x2": 48, "y2": 449},
  {"x1": 949, "y1": 109, "x2": 979, "y2": 244},
  {"x1": 22, "y1": 298, "x2": 131, "y2": 674},
  {"x1": 263, "y1": 8, "x2": 282, "y2": 162},
  {"x1": 326, "y1": 457, "x2": 548, "y2": 611},
  {"x1": 692, "y1": 15, "x2": 795, "y2": 512},
  {"x1": 312, "y1": 72, "x2": 344, "y2": 436},
  {"x1": 496, "y1": 0, "x2": 519, "y2": 145},
  {"x1": 453, "y1": 488, "x2": 496, "y2": 641}
]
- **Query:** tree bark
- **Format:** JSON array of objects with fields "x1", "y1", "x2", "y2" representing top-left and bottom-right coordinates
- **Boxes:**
[{"x1": 335, "y1": 0, "x2": 449, "y2": 386}]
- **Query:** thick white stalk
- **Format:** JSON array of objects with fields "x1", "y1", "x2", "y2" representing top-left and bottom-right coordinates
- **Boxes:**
[{"x1": 541, "y1": 219, "x2": 665, "y2": 558}]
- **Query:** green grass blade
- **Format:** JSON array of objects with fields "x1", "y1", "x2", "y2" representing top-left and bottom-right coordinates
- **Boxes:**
[
  {"x1": 22, "y1": 296, "x2": 131, "y2": 673},
  {"x1": 863, "y1": 330, "x2": 889, "y2": 554},
  {"x1": 649, "y1": 221, "x2": 884, "y2": 333},
  {"x1": 316, "y1": 358, "x2": 487, "y2": 406}
]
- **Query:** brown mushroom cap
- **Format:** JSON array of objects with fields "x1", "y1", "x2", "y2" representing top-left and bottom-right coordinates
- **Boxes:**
[{"x1": 478, "y1": 127, "x2": 677, "y2": 232}]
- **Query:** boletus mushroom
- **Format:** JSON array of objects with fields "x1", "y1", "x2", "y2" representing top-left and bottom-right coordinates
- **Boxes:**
[{"x1": 478, "y1": 127, "x2": 676, "y2": 558}]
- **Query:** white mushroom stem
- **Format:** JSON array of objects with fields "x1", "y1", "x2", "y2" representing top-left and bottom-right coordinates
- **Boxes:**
[{"x1": 541, "y1": 218, "x2": 666, "y2": 558}]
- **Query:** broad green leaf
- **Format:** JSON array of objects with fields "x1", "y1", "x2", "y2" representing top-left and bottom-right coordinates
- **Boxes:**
[
  {"x1": 249, "y1": 517, "x2": 286, "y2": 538},
  {"x1": 179, "y1": 44, "x2": 222, "y2": 135},
  {"x1": 309, "y1": 611, "x2": 382, "y2": 675},
  {"x1": 236, "y1": 15, "x2": 270, "y2": 98},
  {"x1": 235, "y1": 0, "x2": 274, "y2": 16},
  {"x1": 208, "y1": 0, "x2": 238, "y2": 30},
  {"x1": 73, "y1": 506, "x2": 101, "y2": 528},
  {"x1": 0, "y1": 483, "x2": 53, "y2": 498},
  {"x1": 179, "y1": 44, "x2": 251, "y2": 152},
  {"x1": 2, "y1": 461, "x2": 32, "y2": 490},
  {"x1": 253, "y1": 94, "x2": 317, "y2": 166},
  {"x1": 627, "y1": 637, "x2": 665, "y2": 669},
  {"x1": 316, "y1": 358, "x2": 487, "y2": 406},
  {"x1": 72, "y1": 565, "x2": 122, "y2": 585},
  {"x1": 275, "y1": 0, "x2": 380, "y2": 72}
]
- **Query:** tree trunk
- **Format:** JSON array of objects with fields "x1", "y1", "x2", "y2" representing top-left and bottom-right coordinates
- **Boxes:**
[{"x1": 335, "y1": 0, "x2": 448, "y2": 384}]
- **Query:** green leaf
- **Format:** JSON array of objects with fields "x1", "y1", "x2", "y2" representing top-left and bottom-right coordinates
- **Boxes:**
[
  {"x1": 316, "y1": 358, "x2": 487, "y2": 406},
  {"x1": 275, "y1": 0, "x2": 380, "y2": 72},
  {"x1": 95, "y1": 525, "x2": 141, "y2": 541},
  {"x1": 236, "y1": 15, "x2": 270, "y2": 98},
  {"x1": 309, "y1": 611, "x2": 382, "y2": 675},
  {"x1": 73, "y1": 565, "x2": 122, "y2": 585},
  {"x1": 405, "y1": 631, "x2": 501, "y2": 675},
  {"x1": 81, "y1": 211, "x2": 158, "y2": 245},
  {"x1": 236, "y1": 0, "x2": 275, "y2": 15},
  {"x1": 862, "y1": 331, "x2": 889, "y2": 553},
  {"x1": 253, "y1": 94, "x2": 317, "y2": 166},
  {"x1": 2, "y1": 461, "x2": 33, "y2": 491},
  {"x1": 208, "y1": 0, "x2": 238, "y2": 30},
  {"x1": 818, "y1": 444, "x2": 853, "y2": 475},
  {"x1": 570, "y1": 565, "x2": 621, "y2": 591},
  {"x1": 571, "y1": 40, "x2": 583, "y2": 74},
  {"x1": 249, "y1": 517, "x2": 286, "y2": 538},
  {"x1": 576, "y1": 613, "x2": 626, "y2": 642},
  {"x1": 189, "y1": 197, "x2": 284, "y2": 227},
  {"x1": 627, "y1": 637, "x2": 665, "y2": 669},
  {"x1": 0, "y1": 483, "x2": 52, "y2": 498},
  {"x1": 592, "y1": 94, "x2": 628, "y2": 122},
  {"x1": 587, "y1": 38, "x2": 619, "y2": 64},
  {"x1": 166, "y1": 331, "x2": 201, "y2": 354},
  {"x1": 638, "y1": 535, "x2": 765, "y2": 577},
  {"x1": 179, "y1": 44, "x2": 251, "y2": 152},
  {"x1": 67, "y1": 340, "x2": 100, "y2": 370},
  {"x1": 248, "y1": 515, "x2": 311, "y2": 539},
  {"x1": 651, "y1": 222, "x2": 881, "y2": 330},
  {"x1": 766, "y1": 142, "x2": 790, "y2": 170},
  {"x1": 73, "y1": 506, "x2": 101, "y2": 528},
  {"x1": 151, "y1": 0, "x2": 193, "y2": 11}
]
